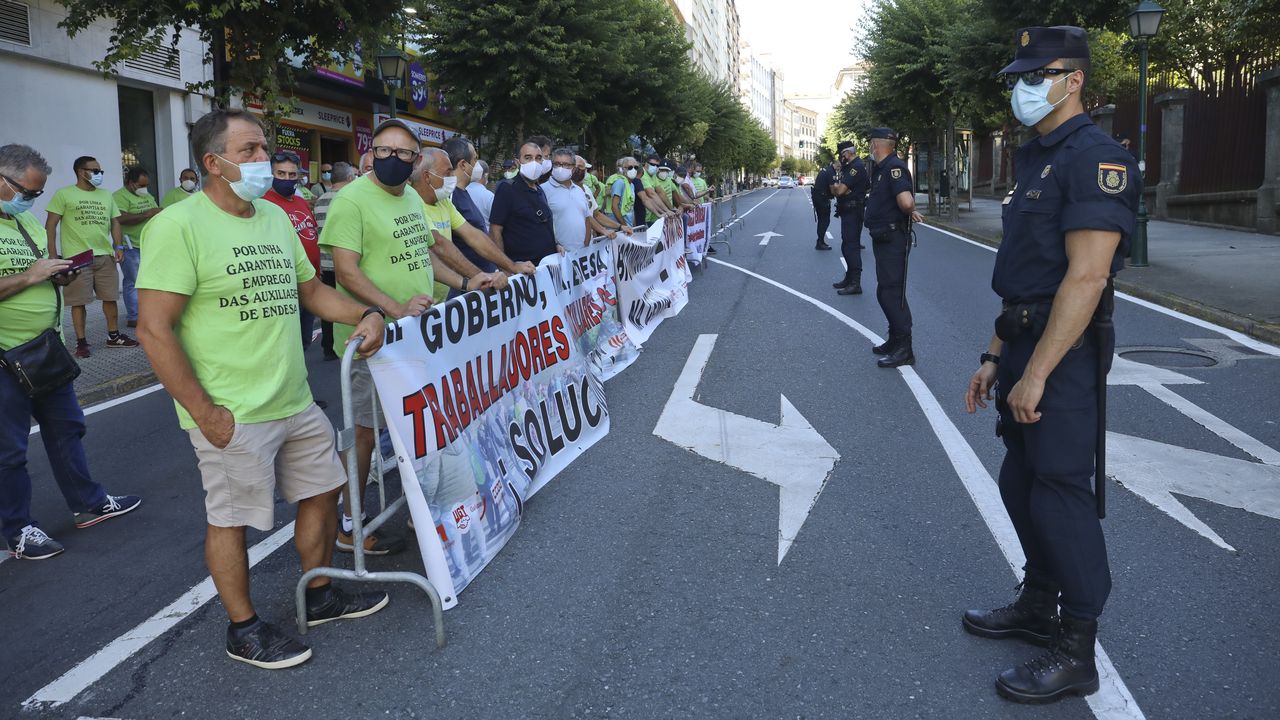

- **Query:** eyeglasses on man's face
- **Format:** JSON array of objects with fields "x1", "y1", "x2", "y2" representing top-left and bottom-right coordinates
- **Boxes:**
[
  {"x1": 1004, "y1": 67, "x2": 1078, "y2": 89},
  {"x1": 372, "y1": 146, "x2": 420, "y2": 163}
]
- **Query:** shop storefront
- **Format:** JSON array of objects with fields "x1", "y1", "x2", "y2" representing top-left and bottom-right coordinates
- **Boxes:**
[{"x1": 246, "y1": 96, "x2": 374, "y2": 180}]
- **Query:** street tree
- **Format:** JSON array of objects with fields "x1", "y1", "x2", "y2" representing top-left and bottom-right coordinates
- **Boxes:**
[{"x1": 58, "y1": 0, "x2": 403, "y2": 121}]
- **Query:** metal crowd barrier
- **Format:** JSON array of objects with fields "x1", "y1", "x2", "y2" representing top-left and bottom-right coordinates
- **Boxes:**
[{"x1": 294, "y1": 337, "x2": 446, "y2": 649}]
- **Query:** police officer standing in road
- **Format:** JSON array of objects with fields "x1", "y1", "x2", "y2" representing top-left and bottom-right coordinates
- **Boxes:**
[
  {"x1": 831, "y1": 141, "x2": 869, "y2": 295},
  {"x1": 864, "y1": 128, "x2": 921, "y2": 366},
  {"x1": 811, "y1": 156, "x2": 836, "y2": 251},
  {"x1": 962, "y1": 27, "x2": 1140, "y2": 704}
]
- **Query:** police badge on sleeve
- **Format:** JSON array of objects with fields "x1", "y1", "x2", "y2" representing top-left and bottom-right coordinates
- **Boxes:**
[{"x1": 1097, "y1": 163, "x2": 1127, "y2": 194}]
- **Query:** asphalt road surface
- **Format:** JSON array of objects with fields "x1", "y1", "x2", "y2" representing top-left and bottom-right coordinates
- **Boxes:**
[{"x1": 4, "y1": 188, "x2": 1278, "y2": 719}]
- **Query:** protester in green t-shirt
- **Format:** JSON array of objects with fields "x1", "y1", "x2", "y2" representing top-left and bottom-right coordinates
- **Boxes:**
[
  {"x1": 44, "y1": 155, "x2": 136, "y2": 356},
  {"x1": 0, "y1": 142, "x2": 142, "y2": 562},
  {"x1": 639, "y1": 153, "x2": 677, "y2": 223},
  {"x1": 136, "y1": 109, "x2": 389, "y2": 670},
  {"x1": 113, "y1": 167, "x2": 161, "y2": 327},
  {"x1": 161, "y1": 168, "x2": 199, "y2": 208}
]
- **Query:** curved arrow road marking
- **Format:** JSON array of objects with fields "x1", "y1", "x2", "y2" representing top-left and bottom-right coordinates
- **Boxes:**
[
  {"x1": 654, "y1": 334, "x2": 840, "y2": 563},
  {"x1": 706, "y1": 255, "x2": 1145, "y2": 720}
]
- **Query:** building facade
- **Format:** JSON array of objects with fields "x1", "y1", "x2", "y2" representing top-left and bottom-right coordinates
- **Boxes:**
[
  {"x1": 669, "y1": 0, "x2": 740, "y2": 89},
  {"x1": 0, "y1": 0, "x2": 211, "y2": 220},
  {"x1": 786, "y1": 101, "x2": 818, "y2": 162}
]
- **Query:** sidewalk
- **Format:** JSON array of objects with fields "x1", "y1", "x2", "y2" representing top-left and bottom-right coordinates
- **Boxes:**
[
  {"x1": 923, "y1": 195, "x2": 1280, "y2": 346},
  {"x1": 63, "y1": 302, "x2": 155, "y2": 407}
]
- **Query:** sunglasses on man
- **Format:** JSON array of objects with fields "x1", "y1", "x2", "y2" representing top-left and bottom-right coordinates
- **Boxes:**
[{"x1": 1003, "y1": 67, "x2": 1078, "y2": 89}]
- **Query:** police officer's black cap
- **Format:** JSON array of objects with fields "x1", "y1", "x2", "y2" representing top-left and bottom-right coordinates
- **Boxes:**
[
  {"x1": 836, "y1": 141, "x2": 855, "y2": 152},
  {"x1": 999, "y1": 26, "x2": 1090, "y2": 74},
  {"x1": 868, "y1": 128, "x2": 897, "y2": 141},
  {"x1": 501, "y1": 158, "x2": 516, "y2": 169}
]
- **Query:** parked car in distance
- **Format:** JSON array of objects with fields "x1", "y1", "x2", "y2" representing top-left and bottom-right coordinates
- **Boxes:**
[{"x1": 797, "y1": 175, "x2": 808, "y2": 186}]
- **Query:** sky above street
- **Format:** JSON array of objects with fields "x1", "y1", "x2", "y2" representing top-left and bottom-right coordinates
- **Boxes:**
[{"x1": 737, "y1": 0, "x2": 871, "y2": 94}]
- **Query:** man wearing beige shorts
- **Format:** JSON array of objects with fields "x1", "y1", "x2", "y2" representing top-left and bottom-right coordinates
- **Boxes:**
[
  {"x1": 136, "y1": 109, "x2": 391, "y2": 670},
  {"x1": 44, "y1": 156, "x2": 139, "y2": 357}
]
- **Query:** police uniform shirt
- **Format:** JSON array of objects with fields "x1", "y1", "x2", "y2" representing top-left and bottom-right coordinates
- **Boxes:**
[
  {"x1": 992, "y1": 114, "x2": 1140, "y2": 303},
  {"x1": 812, "y1": 165, "x2": 837, "y2": 202},
  {"x1": 835, "y1": 157, "x2": 869, "y2": 207},
  {"x1": 864, "y1": 155, "x2": 913, "y2": 228}
]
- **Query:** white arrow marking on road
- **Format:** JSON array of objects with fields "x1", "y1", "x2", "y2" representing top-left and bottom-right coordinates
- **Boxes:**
[
  {"x1": 756, "y1": 231, "x2": 783, "y2": 246},
  {"x1": 654, "y1": 334, "x2": 840, "y2": 564},
  {"x1": 1106, "y1": 355, "x2": 1203, "y2": 386},
  {"x1": 1108, "y1": 432, "x2": 1280, "y2": 551}
]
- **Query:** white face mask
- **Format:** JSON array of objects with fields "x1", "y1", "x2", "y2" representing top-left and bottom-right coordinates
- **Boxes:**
[
  {"x1": 625, "y1": 167, "x2": 638, "y2": 180},
  {"x1": 471, "y1": 164, "x2": 484, "y2": 182},
  {"x1": 657, "y1": 170, "x2": 670, "y2": 181},
  {"x1": 519, "y1": 160, "x2": 542, "y2": 181},
  {"x1": 551, "y1": 166, "x2": 574, "y2": 183},
  {"x1": 134, "y1": 186, "x2": 149, "y2": 196},
  {"x1": 539, "y1": 158, "x2": 552, "y2": 175},
  {"x1": 437, "y1": 174, "x2": 457, "y2": 200},
  {"x1": 1011, "y1": 75, "x2": 1072, "y2": 127},
  {"x1": 504, "y1": 169, "x2": 518, "y2": 180},
  {"x1": 693, "y1": 172, "x2": 701, "y2": 178},
  {"x1": 181, "y1": 179, "x2": 197, "y2": 192},
  {"x1": 215, "y1": 155, "x2": 273, "y2": 201}
]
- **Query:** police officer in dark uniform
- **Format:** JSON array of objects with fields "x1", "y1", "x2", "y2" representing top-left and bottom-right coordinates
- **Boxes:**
[
  {"x1": 812, "y1": 158, "x2": 837, "y2": 251},
  {"x1": 864, "y1": 128, "x2": 921, "y2": 366},
  {"x1": 962, "y1": 26, "x2": 1140, "y2": 705},
  {"x1": 831, "y1": 141, "x2": 869, "y2": 294}
]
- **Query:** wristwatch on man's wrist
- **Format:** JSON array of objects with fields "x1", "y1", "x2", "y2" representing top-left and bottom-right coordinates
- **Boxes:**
[
  {"x1": 461, "y1": 276, "x2": 470, "y2": 292},
  {"x1": 361, "y1": 306, "x2": 386, "y2": 321},
  {"x1": 980, "y1": 352, "x2": 1000, "y2": 366}
]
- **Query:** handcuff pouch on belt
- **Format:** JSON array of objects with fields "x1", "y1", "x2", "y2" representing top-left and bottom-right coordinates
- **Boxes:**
[{"x1": 994, "y1": 301, "x2": 1051, "y2": 343}]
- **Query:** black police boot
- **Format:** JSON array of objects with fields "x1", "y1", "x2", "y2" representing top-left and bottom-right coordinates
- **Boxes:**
[
  {"x1": 832, "y1": 275, "x2": 851, "y2": 289},
  {"x1": 995, "y1": 616, "x2": 1100, "y2": 704},
  {"x1": 962, "y1": 580, "x2": 1059, "y2": 646},
  {"x1": 816, "y1": 241, "x2": 833, "y2": 250},
  {"x1": 837, "y1": 278, "x2": 863, "y2": 295},
  {"x1": 876, "y1": 335, "x2": 913, "y2": 367},
  {"x1": 871, "y1": 333, "x2": 896, "y2": 355}
]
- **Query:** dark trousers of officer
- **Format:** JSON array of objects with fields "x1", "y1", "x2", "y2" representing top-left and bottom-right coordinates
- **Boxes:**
[
  {"x1": 814, "y1": 198, "x2": 831, "y2": 245},
  {"x1": 838, "y1": 204, "x2": 863, "y2": 279},
  {"x1": 869, "y1": 225, "x2": 912, "y2": 336},
  {"x1": 995, "y1": 329, "x2": 1113, "y2": 620},
  {"x1": 320, "y1": 269, "x2": 337, "y2": 356}
]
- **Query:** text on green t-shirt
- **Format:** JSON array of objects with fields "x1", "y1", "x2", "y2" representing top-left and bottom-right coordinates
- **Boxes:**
[
  {"x1": 0, "y1": 212, "x2": 59, "y2": 350},
  {"x1": 317, "y1": 175, "x2": 436, "y2": 352},
  {"x1": 46, "y1": 185, "x2": 120, "y2": 257},
  {"x1": 136, "y1": 192, "x2": 317, "y2": 429}
]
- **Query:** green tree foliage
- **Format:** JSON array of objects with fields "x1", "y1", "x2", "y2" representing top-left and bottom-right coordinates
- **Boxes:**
[
  {"x1": 422, "y1": 0, "x2": 774, "y2": 181},
  {"x1": 58, "y1": 0, "x2": 403, "y2": 120}
]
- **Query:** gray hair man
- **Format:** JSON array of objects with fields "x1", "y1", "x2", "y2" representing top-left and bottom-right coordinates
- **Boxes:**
[
  {"x1": 467, "y1": 159, "x2": 494, "y2": 223},
  {"x1": 136, "y1": 109, "x2": 389, "y2": 669},
  {"x1": 0, "y1": 143, "x2": 143, "y2": 561}
]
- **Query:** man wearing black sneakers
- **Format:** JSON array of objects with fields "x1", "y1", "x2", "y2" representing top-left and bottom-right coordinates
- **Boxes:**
[
  {"x1": 963, "y1": 26, "x2": 1139, "y2": 704},
  {"x1": 137, "y1": 110, "x2": 392, "y2": 669},
  {"x1": 0, "y1": 143, "x2": 142, "y2": 561}
]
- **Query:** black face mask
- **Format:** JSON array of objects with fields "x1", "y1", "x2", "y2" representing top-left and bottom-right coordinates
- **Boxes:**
[
  {"x1": 373, "y1": 155, "x2": 414, "y2": 187},
  {"x1": 272, "y1": 178, "x2": 297, "y2": 197}
]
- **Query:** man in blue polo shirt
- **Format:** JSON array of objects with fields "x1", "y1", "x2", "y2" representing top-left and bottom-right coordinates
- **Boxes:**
[{"x1": 489, "y1": 140, "x2": 561, "y2": 263}]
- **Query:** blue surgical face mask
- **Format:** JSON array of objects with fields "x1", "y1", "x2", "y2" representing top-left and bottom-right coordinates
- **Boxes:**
[
  {"x1": 321, "y1": 171, "x2": 332, "y2": 182},
  {"x1": 86, "y1": 170, "x2": 105, "y2": 188},
  {"x1": 0, "y1": 178, "x2": 35, "y2": 216},
  {"x1": 1011, "y1": 76, "x2": 1071, "y2": 127},
  {"x1": 215, "y1": 155, "x2": 273, "y2": 201}
]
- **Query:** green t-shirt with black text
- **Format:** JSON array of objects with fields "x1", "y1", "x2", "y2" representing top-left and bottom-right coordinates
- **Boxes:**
[
  {"x1": 112, "y1": 187, "x2": 159, "y2": 249},
  {"x1": 136, "y1": 192, "x2": 316, "y2": 430},
  {"x1": 0, "y1": 212, "x2": 58, "y2": 350},
  {"x1": 46, "y1": 185, "x2": 120, "y2": 257},
  {"x1": 318, "y1": 175, "x2": 436, "y2": 352}
]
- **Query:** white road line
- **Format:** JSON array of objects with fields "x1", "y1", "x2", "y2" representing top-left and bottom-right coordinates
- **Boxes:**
[
  {"x1": 24, "y1": 521, "x2": 298, "y2": 709},
  {"x1": 708, "y1": 256, "x2": 1146, "y2": 720},
  {"x1": 29, "y1": 384, "x2": 165, "y2": 437},
  {"x1": 918, "y1": 222, "x2": 1280, "y2": 356},
  {"x1": 1139, "y1": 383, "x2": 1280, "y2": 465}
]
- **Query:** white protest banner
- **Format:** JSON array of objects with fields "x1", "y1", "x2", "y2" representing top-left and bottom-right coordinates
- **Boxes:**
[
  {"x1": 366, "y1": 265, "x2": 610, "y2": 605},
  {"x1": 685, "y1": 202, "x2": 711, "y2": 265},
  {"x1": 559, "y1": 242, "x2": 640, "y2": 381},
  {"x1": 611, "y1": 216, "x2": 690, "y2": 346}
]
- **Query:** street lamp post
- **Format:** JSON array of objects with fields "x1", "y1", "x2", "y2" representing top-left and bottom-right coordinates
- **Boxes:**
[
  {"x1": 375, "y1": 50, "x2": 409, "y2": 119},
  {"x1": 1127, "y1": 1, "x2": 1166, "y2": 268}
]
